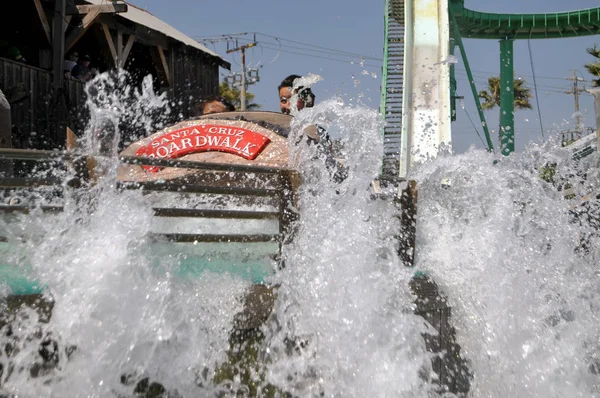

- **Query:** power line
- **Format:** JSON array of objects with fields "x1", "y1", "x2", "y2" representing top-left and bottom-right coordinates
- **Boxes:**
[
  {"x1": 245, "y1": 41, "x2": 382, "y2": 68},
  {"x1": 254, "y1": 32, "x2": 383, "y2": 62},
  {"x1": 528, "y1": 39, "x2": 545, "y2": 138},
  {"x1": 240, "y1": 38, "x2": 377, "y2": 62},
  {"x1": 461, "y1": 106, "x2": 488, "y2": 148},
  {"x1": 455, "y1": 68, "x2": 595, "y2": 84},
  {"x1": 454, "y1": 71, "x2": 574, "y2": 91},
  {"x1": 195, "y1": 31, "x2": 383, "y2": 64},
  {"x1": 454, "y1": 76, "x2": 568, "y2": 95}
]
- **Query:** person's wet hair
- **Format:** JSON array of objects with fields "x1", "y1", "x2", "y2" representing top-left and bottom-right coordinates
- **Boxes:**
[
  {"x1": 190, "y1": 96, "x2": 235, "y2": 116},
  {"x1": 278, "y1": 75, "x2": 315, "y2": 110}
]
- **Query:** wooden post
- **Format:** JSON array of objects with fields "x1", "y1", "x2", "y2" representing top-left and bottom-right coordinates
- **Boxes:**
[
  {"x1": 121, "y1": 35, "x2": 136, "y2": 66},
  {"x1": 0, "y1": 89, "x2": 12, "y2": 176},
  {"x1": 397, "y1": 180, "x2": 418, "y2": 267},
  {"x1": 157, "y1": 47, "x2": 171, "y2": 86},
  {"x1": 33, "y1": 0, "x2": 52, "y2": 44},
  {"x1": 66, "y1": 127, "x2": 97, "y2": 185},
  {"x1": 52, "y1": 0, "x2": 66, "y2": 88},
  {"x1": 116, "y1": 30, "x2": 123, "y2": 67},
  {"x1": 102, "y1": 23, "x2": 118, "y2": 66}
]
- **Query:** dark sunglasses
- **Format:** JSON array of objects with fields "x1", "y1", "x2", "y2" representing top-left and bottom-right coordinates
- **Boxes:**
[{"x1": 280, "y1": 87, "x2": 314, "y2": 106}]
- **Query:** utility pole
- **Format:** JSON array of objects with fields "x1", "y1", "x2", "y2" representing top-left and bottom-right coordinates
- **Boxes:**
[
  {"x1": 226, "y1": 42, "x2": 256, "y2": 111},
  {"x1": 565, "y1": 70, "x2": 586, "y2": 134},
  {"x1": 588, "y1": 87, "x2": 600, "y2": 164}
]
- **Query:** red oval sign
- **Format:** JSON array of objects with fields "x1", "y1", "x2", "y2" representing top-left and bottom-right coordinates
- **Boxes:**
[{"x1": 135, "y1": 124, "x2": 271, "y2": 172}]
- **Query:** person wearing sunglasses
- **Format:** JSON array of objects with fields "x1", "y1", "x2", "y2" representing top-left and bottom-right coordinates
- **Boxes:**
[
  {"x1": 278, "y1": 75, "x2": 315, "y2": 115},
  {"x1": 277, "y1": 75, "x2": 347, "y2": 183},
  {"x1": 190, "y1": 96, "x2": 236, "y2": 116}
]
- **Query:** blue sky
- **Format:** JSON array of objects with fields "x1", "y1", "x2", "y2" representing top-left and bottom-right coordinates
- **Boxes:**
[{"x1": 132, "y1": 0, "x2": 600, "y2": 153}]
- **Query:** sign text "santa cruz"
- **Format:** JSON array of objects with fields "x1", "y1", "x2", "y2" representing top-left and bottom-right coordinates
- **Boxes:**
[{"x1": 135, "y1": 124, "x2": 270, "y2": 171}]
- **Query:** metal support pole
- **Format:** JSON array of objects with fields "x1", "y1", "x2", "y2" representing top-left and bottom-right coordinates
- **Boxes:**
[
  {"x1": 450, "y1": 40, "x2": 457, "y2": 122},
  {"x1": 449, "y1": 8, "x2": 494, "y2": 151},
  {"x1": 566, "y1": 70, "x2": 585, "y2": 135},
  {"x1": 379, "y1": 0, "x2": 390, "y2": 119},
  {"x1": 499, "y1": 39, "x2": 515, "y2": 156},
  {"x1": 588, "y1": 87, "x2": 600, "y2": 164},
  {"x1": 574, "y1": 71, "x2": 581, "y2": 133},
  {"x1": 226, "y1": 43, "x2": 256, "y2": 111},
  {"x1": 241, "y1": 48, "x2": 247, "y2": 111}
]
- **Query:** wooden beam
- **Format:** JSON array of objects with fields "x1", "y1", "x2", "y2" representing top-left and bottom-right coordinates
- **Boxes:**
[
  {"x1": 102, "y1": 23, "x2": 118, "y2": 66},
  {"x1": 157, "y1": 47, "x2": 171, "y2": 86},
  {"x1": 66, "y1": 3, "x2": 127, "y2": 15},
  {"x1": 65, "y1": 11, "x2": 99, "y2": 52},
  {"x1": 66, "y1": 127, "x2": 78, "y2": 150},
  {"x1": 121, "y1": 34, "x2": 136, "y2": 65},
  {"x1": 116, "y1": 30, "x2": 123, "y2": 67},
  {"x1": 64, "y1": 15, "x2": 72, "y2": 33},
  {"x1": 98, "y1": 14, "x2": 168, "y2": 49},
  {"x1": 33, "y1": 0, "x2": 52, "y2": 44},
  {"x1": 52, "y1": 0, "x2": 66, "y2": 87},
  {"x1": 66, "y1": 127, "x2": 98, "y2": 183}
]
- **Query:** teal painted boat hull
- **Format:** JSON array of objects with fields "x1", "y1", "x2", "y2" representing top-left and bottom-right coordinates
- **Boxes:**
[{"x1": 0, "y1": 240, "x2": 278, "y2": 295}]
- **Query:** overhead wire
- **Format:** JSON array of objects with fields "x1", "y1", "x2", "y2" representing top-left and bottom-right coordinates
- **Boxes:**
[
  {"x1": 226, "y1": 37, "x2": 381, "y2": 67},
  {"x1": 254, "y1": 44, "x2": 381, "y2": 68},
  {"x1": 454, "y1": 76, "x2": 568, "y2": 95},
  {"x1": 266, "y1": 37, "x2": 281, "y2": 64},
  {"x1": 196, "y1": 32, "x2": 382, "y2": 66},
  {"x1": 461, "y1": 104, "x2": 488, "y2": 148},
  {"x1": 196, "y1": 32, "x2": 593, "y2": 86},
  {"x1": 254, "y1": 32, "x2": 383, "y2": 61},
  {"x1": 455, "y1": 68, "x2": 594, "y2": 84},
  {"x1": 229, "y1": 36, "x2": 380, "y2": 66},
  {"x1": 527, "y1": 39, "x2": 545, "y2": 138},
  {"x1": 453, "y1": 70, "x2": 587, "y2": 95}
]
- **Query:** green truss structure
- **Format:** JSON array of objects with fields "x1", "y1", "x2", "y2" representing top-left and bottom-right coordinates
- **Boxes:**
[
  {"x1": 380, "y1": 0, "x2": 405, "y2": 176},
  {"x1": 380, "y1": 0, "x2": 600, "y2": 172}
]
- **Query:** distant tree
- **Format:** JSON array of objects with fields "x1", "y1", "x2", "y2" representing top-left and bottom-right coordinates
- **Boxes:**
[
  {"x1": 478, "y1": 76, "x2": 533, "y2": 145},
  {"x1": 219, "y1": 82, "x2": 260, "y2": 110},
  {"x1": 478, "y1": 76, "x2": 533, "y2": 111},
  {"x1": 584, "y1": 44, "x2": 600, "y2": 87}
]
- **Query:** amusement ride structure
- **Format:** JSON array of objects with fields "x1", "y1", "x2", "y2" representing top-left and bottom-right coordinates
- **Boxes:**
[
  {"x1": 0, "y1": 1, "x2": 600, "y2": 395},
  {"x1": 380, "y1": 0, "x2": 600, "y2": 177}
]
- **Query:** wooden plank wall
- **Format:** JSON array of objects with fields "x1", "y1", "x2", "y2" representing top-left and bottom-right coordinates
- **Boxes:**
[
  {"x1": 170, "y1": 46, "x2": 220, "y2": 119},
  {"x1": 0, "y1": 46, "x2": 221, "y2": 149},
  {"x1": 0, "y1": 57, "x2": 86, "y2": 149}
]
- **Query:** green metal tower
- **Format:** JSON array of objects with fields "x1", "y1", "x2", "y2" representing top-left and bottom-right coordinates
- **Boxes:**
[
  {"x1": 450, "y1": 1, "x2": 600, "y2": 156},
  {"x1": 380, "y1": 0, "x2": 600, "y2": 168},
  {"x1": 380, "y1": 0, "x2": 405, "y2": 176}
]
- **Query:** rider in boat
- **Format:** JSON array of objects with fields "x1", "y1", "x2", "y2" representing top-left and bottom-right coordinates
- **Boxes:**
[
  {"x1": 278, "y1": 74, "x2": 315, "y2": 116},
  {"x1": 190, "y1": 96, "x2": 236, "y2": 116},
  {"x1": 278, "y1": 74, "x2": 346, "y2": 183}
]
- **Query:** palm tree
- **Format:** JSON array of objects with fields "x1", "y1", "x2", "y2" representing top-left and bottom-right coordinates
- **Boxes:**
[
  {"x1": 584, "y1": 44, "x2": 600, "y2": 87},
  {"x1": 477, "y1": 76, "x2": 533, "y2": 146},
  {"x1": 478, "y1": 76, "x2": 533, "y2": 110},
  {"x1": 219, "y1": 82, "x2": 261, "y2": 110}
]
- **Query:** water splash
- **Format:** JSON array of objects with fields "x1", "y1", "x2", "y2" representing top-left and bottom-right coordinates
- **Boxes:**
[
  {"x1": 2, "y1": 69, "x2": 599, "y2": 397},
  {"x1": 263, "y1": 99, "x2": 435, "y2": 397},
  {"x1": 0, "y1": 72, "x2": 248, "y2": 397},
  {"x1": 413, "y1": 144, "x2": 600, "y2": 397}
]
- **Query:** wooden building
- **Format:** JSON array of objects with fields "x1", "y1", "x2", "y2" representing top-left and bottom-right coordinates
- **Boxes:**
[{"x1": 0, "y1": 0, "x2": 230, "y2": 151}]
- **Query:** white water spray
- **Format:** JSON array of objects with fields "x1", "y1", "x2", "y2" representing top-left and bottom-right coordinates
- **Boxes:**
[{"x1": 1, "y1": 70, "x2": 598, "y2": 397}]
